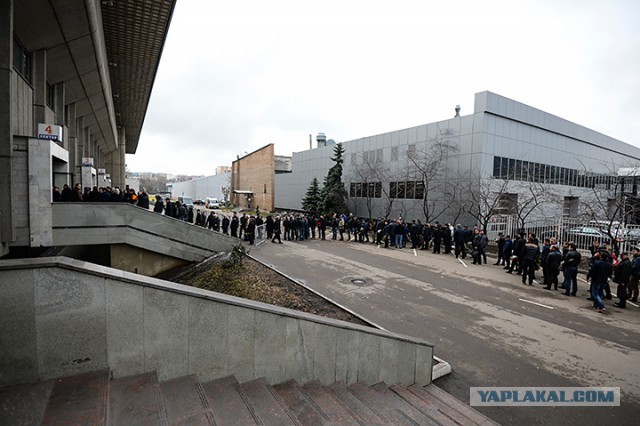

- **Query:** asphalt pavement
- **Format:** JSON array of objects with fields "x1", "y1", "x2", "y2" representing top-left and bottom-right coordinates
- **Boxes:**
[{"x1": 249, "y1": 237, "x2": 640, "y2": 426}]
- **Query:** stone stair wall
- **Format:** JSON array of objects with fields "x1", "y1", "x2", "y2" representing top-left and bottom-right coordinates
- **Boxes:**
[{"x1": 0, "y1": 257, "x2": 433, "y2": 389}]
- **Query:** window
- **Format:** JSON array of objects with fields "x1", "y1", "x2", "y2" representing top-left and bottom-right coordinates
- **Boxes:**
[
  {"x1": 350, "y1": 183, "x2": 356, "y2": 197},
  {"x1": 350, "y1": 153, "x2": 357, "y2": 165},
  {"x1": 390, "y1": 182, "x2": 398, "y2": 198},
  {"x1": 46, "y1": 81, "x2": 55, "y2": 108},
  {"x1": 406, "y1": 181, "x2": 415, "y2": 199},
  {"x1": 376, "y1": 149, "x2": 383, "y2": 163},
  {"x1": 493, "y1": 156, "x2": 501, "y2": 177},
  {"x1": 391, "y1": 146, "x2": 399, "y2": 161},
  {"x1": 374, "y1": 182, "x2": 382, "y2": 198},
  {"x1": 264, "y1": 183, "x2": 267, "y2": 194},
  {"x1": 407, "y1": 144, "x2": 416, "y2": 157},
  {"x1": 415, "y1": 181, "x2": 425, "y2": 199},
  {"x1": 13, "y1": 38, "x2": 32, "y2": 83}
]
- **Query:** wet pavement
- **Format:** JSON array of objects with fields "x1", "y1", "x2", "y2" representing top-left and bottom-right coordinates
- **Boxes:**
[{"x1": 250, "y1": 238, "x2": 640, "y2": 426}]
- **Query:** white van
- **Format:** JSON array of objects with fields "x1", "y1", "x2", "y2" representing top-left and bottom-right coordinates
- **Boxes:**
[{"x1": 205, "y1": 197, "x2": 220, "y2": 209}]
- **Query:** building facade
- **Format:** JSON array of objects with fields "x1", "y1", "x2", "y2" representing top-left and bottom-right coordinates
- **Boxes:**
[
  {"x1": 231, "y1": 144, "x2": 293, "y2": 212},
  {"x1": 0, "y1": 0, "x2": 176, "y2": 257},
  {"x1": 170, "y1": 172, "x2": 231, "y2": 202},
  {"x1": 276, "y1": 91, "x2": 640, "y2": 225}
]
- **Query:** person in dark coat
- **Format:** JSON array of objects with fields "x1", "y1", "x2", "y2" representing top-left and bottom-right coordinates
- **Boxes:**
[
  {"x1": 61, "y1": 184, "x2": 73, "y2": 201},
  {"x1": 432, "y1": 223, "x2": 442, "y2": 254},
  {"x1": 587, "y1": 253, "x2": 613, "y2": 312},
  {"x1": 613, "y1": 252, "x2": 631, "y2": 308},
  {"x1": 453, "y1": 224, "x2": 467, "y2": 259},
  {"x1": 502, "y1": 235, "x2": 513, "y2": 269},
  {"x1": 508, "y1": 234, "x2": 526, "y2": 274},
  {"x1": 543, "y1": 245, "x2": 563, "y2": 290},
  {"x1": 521, "y1": 238, "x2": 540, "y2": 285},
  {"x1": 494, "y1": 232, "x2": 506, "y2": 265},
  {"x1": 443, "y1": 224, "x2": 453, "y2": 254},
  {"x1": 153, "y1": 196, "x2": 164, "y2": 213},
  {"x1": 246, "y1": 216, "x2": 256, "y2": 245},
  {"x1": 221, "y1": 215, "x2": 230, "y2": 235},
  {"x1": 137, "y1": 191, "x2": 150, "y2": 209},
  {"x1": 271, "y1": 215, "x2": 282, "y2": 243},
  {"x1": 230, "y1": 212, "x2": 239, "y2": 238}
]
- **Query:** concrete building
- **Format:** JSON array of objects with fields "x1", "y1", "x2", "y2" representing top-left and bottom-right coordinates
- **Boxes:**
[
  {"x1": 276, "y1": 91, "x2": 640, "y2": 224},
  {"x1": 169, "y1": 171, "x2": 231, "y2": 202},
  {"x1": 0, "y1": 0, "x2": 176, "y2": 258},
  {"x1": 231, "y1": 144, "x2": 291, "y2": 212}
]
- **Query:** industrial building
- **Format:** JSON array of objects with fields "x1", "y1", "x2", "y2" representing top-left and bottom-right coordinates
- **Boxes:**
[{"x1": 276, "y1": 91, "x2": 640, "y2": 224}]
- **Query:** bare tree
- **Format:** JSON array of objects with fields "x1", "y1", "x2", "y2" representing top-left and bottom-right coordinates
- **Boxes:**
[
  {"x1": 405, "y1": 132, "x2": 457, "y2": 224},
  {"x1": 464, "y1": 171, "x2": 513, "y2": 233},
  {"x1": 576, "y1": 159, "x2": 640, "y2": 253}
]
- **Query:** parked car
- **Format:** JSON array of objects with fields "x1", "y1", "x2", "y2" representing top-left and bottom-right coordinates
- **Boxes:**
[
  {"x1": 205, "y1": 197, "x2": 220, "y2": 209},
  {"x1": 193, "y1": 199, "x2": 205, "y2": 206},
  {"x1": 562, "y1": 226, "x2": 611, "y2": 250}
]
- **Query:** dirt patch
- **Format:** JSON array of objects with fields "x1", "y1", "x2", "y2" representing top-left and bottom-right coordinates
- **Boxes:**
[{"x1": 156, "y1": 249, "x2": 369, "y2": 327}]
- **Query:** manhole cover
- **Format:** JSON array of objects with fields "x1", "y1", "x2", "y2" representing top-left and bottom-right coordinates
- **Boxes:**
[{"x1": 349, "y1": 278, "x2": 373, "y2": 286}]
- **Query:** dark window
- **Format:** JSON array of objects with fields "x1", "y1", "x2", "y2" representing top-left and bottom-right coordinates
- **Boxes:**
[
  {"x1": 46, "y1": 81, "x2": 55, "y2": 108},
  {"x1": 374, "y1": 182, "x2": 382, "y2": 198},
  {"x1": 390, "y1": 182, "x2": 397, "y2": 198},
  {"x1": 508, "y1": 158, "x2": 516, "y2": 178},
  {"x1": 406, "y1": 181, "x2": 415, "y2": 199},
  {"x1": 350, "y1": 183, "x2": 356, "y2": 197},
  {"x1": 397, "y1": 181, "x2": 406, "y2": 199},
  {"x1": 355, "y1": 183, "x2": 362, "y2": 198},
  {"x1": 493, "y1": 156, "x2": 501, "y2": 177},
  {"x1": 515, "y1": 160, "x2": 523, "y2": 180},
  {"x1": 501, "y1": 157, "x2": 509, "y2": 178},
  {"x1": 13, "y1": 38, "x2": 32, "y2": 83},
  {"x1": 415, "y1": 181, "x2": 425, "y2": 199}
]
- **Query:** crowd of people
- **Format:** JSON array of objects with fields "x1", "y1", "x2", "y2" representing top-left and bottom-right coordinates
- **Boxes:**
[{"x1": 54, "y1": 187, "x2": 640, "y2": 314}]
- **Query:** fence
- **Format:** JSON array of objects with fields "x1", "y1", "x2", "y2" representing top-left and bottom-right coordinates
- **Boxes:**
[
  {"x1": 255, "y1": 223, "x2": 267, "y2": 246},
  {"x1": 486, "y1": 215, "x2": 640, "y2": 254}
]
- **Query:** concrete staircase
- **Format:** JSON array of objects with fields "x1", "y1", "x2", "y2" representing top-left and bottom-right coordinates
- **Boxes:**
[{"x1": 0, "y1": 369, "x2": 498, "y2": 425}]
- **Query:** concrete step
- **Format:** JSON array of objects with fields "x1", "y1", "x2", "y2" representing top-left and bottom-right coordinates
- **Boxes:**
[
  {"x1": 159, "y1": 374, "x2": 213, "y2": 425},
  {"x1": 274, "y1": 380, "x2": 328, "y2": 425},
  {"x1": 326, "y1": 382, "x2": 387, "y2": 425},
  {"x1": 372, "y1": 382, "x2": 438, "y2": 425},
  {"x1": 108, "y1": 372, "x2": 167, "y2": 426},
  {"x1": 0, "y1": 379, "x2": 54, "y2": 425},
  {"x1": 241, "y1": 378, "x2": 300, "y2": 426},
  {"x1": 408, "y1": 384, "x2": 499, "y2": 426},
  {"x1": 42, "y1": 369, "x2": 109, "y2": 426},
  {"x1": 348, "y1": 381, "x2": 430, "y2": 425},
  {"x1": 302, "y1": 381, "x2": 362, "y2": 425},
  {"x1": 391, "y1": 384, "x2": 464, "y2": 426},
  {"x1": 201, "y1": 375, "x2": 259, "y2": 425}
]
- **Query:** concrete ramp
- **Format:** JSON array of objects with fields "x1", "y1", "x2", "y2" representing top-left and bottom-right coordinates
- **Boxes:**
[{"x1": 50, "y1": 203, "x2": 237, "y2": 274}]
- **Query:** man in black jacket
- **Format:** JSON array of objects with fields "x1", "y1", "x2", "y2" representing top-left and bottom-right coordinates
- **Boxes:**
[
  {"x1": 613, "y1": 252, "x2": 632, "y2": 308},
  {"x1": 543, "y1": 245, "x2": 563, "y2": 290},
  {"x1": 562, "y1": 243, "x2": 582, "y2": 296},
  {"x1": 521, "y1": 238, "x2": 540, "y2": 285}
]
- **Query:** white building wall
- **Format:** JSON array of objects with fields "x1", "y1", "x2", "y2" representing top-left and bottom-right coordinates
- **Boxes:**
[
  {"x1": 276, "y1": 92, "x2": 640, "y2": 222},
  {"x1": 171, "y1": 172, "x2": 230, "y2": 201}
]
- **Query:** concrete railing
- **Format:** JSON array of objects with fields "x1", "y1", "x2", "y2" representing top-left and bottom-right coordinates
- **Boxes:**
[
  {"x1": 51, "y1": 203, "x2": 237, "y2": 262},
  {"x1": 0, "y1": 257, "x2": 434, "y2": 388}
]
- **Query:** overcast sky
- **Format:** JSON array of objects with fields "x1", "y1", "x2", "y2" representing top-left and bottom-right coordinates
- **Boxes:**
[{"x1": 126, "y1": 0, "x2": 640, "y2": 176}]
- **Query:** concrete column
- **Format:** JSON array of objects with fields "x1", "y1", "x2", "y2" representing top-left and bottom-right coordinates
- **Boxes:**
[
  {"x1": 0, "y1": 0, "x2": 14, "y2": 255},
  {"x1": 107, "y1": 128, "x2": 126, "y2": 189},
  {"x1": 66, "y1": 103, "x2": 76, "y2": 185},
  {"x1": 33, "y1": 49, "x2": 47, "y2": 131},
  {"x1": 55, "y1": 83, "x2": 65, "y2": 142}
]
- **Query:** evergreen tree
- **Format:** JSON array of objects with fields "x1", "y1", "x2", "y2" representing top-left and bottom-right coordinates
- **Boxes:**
[
  {"x1": 301, "y1": 177, "x2": 322, "y2": 213},
  {"x1": 321, "y1": 143, "x2": 349, "y2": 214}
]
